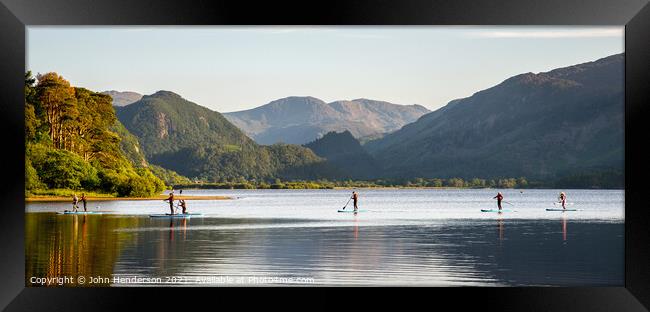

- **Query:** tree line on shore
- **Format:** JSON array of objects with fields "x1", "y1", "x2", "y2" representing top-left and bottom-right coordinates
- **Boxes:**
[
  {"x1": 171, "y1": 173, "x2": 622, "y2": 190},
  {"x1": 172, "y1": 177, "x2": 534, "y2": 189},
  {"x1": 25, "y1": 72, "x2": 166, "y2": 197}
]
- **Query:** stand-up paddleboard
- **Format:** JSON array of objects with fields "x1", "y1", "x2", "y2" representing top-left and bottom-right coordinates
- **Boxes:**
[
  {"x1": 546, "y1": 208, "x2": 578, "y2": 211},
  {"x1": 481, "y1": 209, "x2": 514, "y2": 212},
  {"x1": 149, "y1": 213, "x2": 203, "y2": 218},
  {"x1": 337, "y1": 209, "x2": 367, "y2": 213},
  {"x1": 57, "y1": 211, "x2": 102, "y2": 215}
]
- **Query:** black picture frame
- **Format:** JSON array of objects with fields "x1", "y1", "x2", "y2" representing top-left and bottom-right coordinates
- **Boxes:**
[{"x1": 1, "y1": 0, "x2": 649, "y2": 310}]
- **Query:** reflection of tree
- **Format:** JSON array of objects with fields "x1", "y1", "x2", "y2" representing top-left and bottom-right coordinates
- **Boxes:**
[{"x1": 25, "y1": 213, "x2": 144, "y2": 287}]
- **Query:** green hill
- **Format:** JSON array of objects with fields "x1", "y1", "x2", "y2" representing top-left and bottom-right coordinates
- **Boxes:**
[
  {"x1": 304, "y1": 131, "x2": 380, "y2": 179},
  {"x1": 116, "y1": 91, "x2": 329, "y2": 181}
]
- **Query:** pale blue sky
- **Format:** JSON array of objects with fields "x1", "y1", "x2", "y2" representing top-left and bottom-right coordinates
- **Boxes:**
[{"x1": 27, "y1": 26, "x2": 623, "y2": 112}]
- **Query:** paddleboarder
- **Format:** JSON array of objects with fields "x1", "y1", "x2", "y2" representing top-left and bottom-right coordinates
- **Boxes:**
[
  {"x1": 352, "y1": 191, "x2": 359, "y2": 212},
  {"x1": 558, "y1": 192, "x2": 567, "y2": 210},
  {"x1": 81, "y1": 193, "x2": 87, "y2": 212},
  {"x1": 164, "y1": 191, "x2": 175, "y2": 215},
  {"x1": 72, "y1": 194, "x2": 79, "y2": 212},
  {"x1": 493, "y1": 192, "x2": 504, "y2": 211},
  {"x1": 179, "y1": 199, "x2": 187, "y2": 214}
]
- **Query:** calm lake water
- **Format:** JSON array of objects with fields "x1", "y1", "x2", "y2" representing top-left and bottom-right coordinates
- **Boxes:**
[{"x1": 25, "y1": 189, "x2": 624, "y2": 286}]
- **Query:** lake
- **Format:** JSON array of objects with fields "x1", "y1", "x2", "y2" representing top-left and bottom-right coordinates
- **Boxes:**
[{"x1": 25, "y1": 189, "x2": 624, "y2": 286}]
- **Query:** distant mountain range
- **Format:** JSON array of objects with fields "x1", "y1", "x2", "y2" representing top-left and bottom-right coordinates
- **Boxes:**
[
  {"x1": 108, "y1": 53, "x2": 623, "y2": 187},
  {"x1": 102, "y1": 90, "x2": 143, "y2": 106},
  {"x1": 223, "y1": 97, "x2": 430, "y2": 145},
  {"x1": 365, "y1": 54, "x2": 624, "y2": 182}
]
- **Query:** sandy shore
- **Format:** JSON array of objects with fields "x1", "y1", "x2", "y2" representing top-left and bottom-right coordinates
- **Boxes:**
[{"x1": 25, "y1": 195, "x2": 233, "y2": 202}]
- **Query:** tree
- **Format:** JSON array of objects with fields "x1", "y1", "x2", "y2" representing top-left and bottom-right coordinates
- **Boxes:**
[
  {"x1": 25, "y1": 159, "x2": 44, "y2": 190},
  {"x1": 35, "y1": 73, "x2": 76, "y2": 149},
  {"x1": 517, "y1": 177, "x2": 528, "y2": 188},
  {"x1": 25, "y1": 71, "x2": 40, "y2": 141},
  {"x1": 34, "y1": 148, "x2": 99, "y2": 190},
  {"x1": 446, "y1": 178, "x2": 465, "y2": 188},
  {"x1": 73, "y1": 88, "x2": 117, "y2": 161}
]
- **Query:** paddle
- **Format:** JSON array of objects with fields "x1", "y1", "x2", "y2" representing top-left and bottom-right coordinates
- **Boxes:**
[
  {"x1": 491, "y1": 197, "x2": 514, "y2": 206},
  {"x1": 341, "y1": 197, "x2": 352, "y2": 210}
]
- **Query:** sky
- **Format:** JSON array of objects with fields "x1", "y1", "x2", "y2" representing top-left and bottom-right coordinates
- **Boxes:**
[{"x1": 27, "y1": 26, "x2": 623, "y2": 112}]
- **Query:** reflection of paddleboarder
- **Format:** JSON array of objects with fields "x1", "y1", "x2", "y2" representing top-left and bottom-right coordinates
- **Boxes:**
[
  {"x1": 493, "y1": 192, "x2": 504, "y2": 210},
  {"x1": 562, "y1": 216, "x2": 568, "y2": 241},
  {"x1": 353, "y1": 214, "x2": 359, "y2": 240},
  {"x1": 497, "y1": 218, "x2": 504, "y2": 242}
]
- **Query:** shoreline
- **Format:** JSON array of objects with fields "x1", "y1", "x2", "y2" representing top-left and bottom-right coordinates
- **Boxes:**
[{"x1": 25, "y1": 195, "x2": 233, "y2": 202}]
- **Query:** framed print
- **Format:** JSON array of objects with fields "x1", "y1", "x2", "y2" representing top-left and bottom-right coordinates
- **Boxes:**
[{"x1": 1, "y1": 0, "x2": 649, "y2": 310}]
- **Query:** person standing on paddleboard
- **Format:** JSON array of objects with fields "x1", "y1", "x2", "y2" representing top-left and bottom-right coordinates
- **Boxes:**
[
  {"x1": 352, "y1": 191, "x2": 359, "y2": 212},
  {"x1": 493, "y1": 192, "x2": 504, "y2": 211},
  {"x1": 165, "y1": 191, "x2": 175, "y2": 215},
  {"x1": 81, "y1": 193, "x2": 87, "y2": 212},
  {"x1": 179, "y1": 199, "x2": 187, "y2": 214},
  {"x1": 72, "y1": 194, "x2": 79, "y2": 212},
  {"x1": 559, "y1": 192, "x2": 567, "y2": 210}
]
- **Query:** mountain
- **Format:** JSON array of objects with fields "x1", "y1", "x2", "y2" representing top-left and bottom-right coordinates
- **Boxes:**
[
  {"x1": 110, "y1": 120, "x2": 148, "y2": 168},
  {"x1": 303, "y1": 131, "x2": 380, "y2": 179},
  {"x1": 365, "y1": 54, "x2": 624, "y2": 182},
  {"x1": 109, "y1": 119, "x2": 191, "y2": 185},
  {"x1": 116, "y1": 91, "x2": 329, "y2": 181},
  {"x1": 223, "y1": 97, "x2": 430, "y2": 145},
  {"x1": 102, "y1": 90, "x2": 143, "y2": 106}
]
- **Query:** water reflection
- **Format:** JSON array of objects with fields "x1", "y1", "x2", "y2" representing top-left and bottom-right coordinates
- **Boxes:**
[
  {"x1": 25, "y1": 213, "x2": 623, "y2": 286},
  {"x1": 25, "y1": 213, "x2": 144, "y2": 286},
  {"x1": 497, "y1": 216, "x2": 504, "y2": 243},
  {"x1": 562, "y1": 215, "x2": 568, "y2": 242}
]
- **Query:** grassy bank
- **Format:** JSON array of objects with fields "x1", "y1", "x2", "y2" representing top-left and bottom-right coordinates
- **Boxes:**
[{"x1": 25, "y1": 188, "x2": 231, "y2": 202}]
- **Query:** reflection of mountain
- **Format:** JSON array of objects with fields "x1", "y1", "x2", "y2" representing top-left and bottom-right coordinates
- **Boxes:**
[{"x1": 113, "y1": 218, "x2": 255, "y2": 280}]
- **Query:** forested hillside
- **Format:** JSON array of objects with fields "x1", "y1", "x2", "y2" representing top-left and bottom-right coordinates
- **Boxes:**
[
  {"x1": 116, "y1": 91, "x2": 332, "y2": 181},
  {"x1": 304, "y1": 131, "x2": 380, "y2": 179},
  {"x1": 365, "y1": 54, "x2": 624, "y2": 186},
  {"x1": 25, "y1": 72, "x2": 166, "y2": 197}
]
